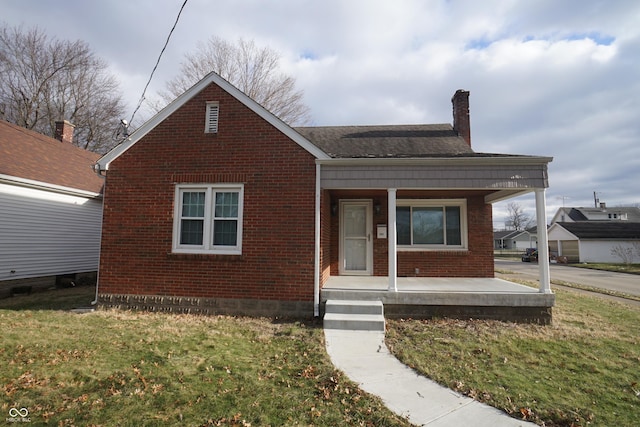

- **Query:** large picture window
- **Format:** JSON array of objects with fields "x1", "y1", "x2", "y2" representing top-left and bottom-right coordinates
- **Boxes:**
[
  {"x1": 173, "y1": 184, "x2": 243, "y2": 254},
  {"x1": 396, "y1": 200, "x2": 466, "y2": 249}
]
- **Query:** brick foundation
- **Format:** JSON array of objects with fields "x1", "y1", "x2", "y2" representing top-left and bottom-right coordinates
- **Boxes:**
[{"x1": 98, "y1": 293, "x2": 314, "y2": 318}]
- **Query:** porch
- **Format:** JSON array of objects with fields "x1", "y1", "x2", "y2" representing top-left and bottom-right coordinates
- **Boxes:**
[{"x1": 321, "y1": 276, "x2": 555, "y2": 323}]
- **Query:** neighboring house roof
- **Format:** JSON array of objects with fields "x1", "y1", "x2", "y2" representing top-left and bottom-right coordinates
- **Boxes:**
[
  {"x1": 552, "y1": 206, "x2": 640, "y2": 223},
  {"x1": 494, "y1": 230, "x2": 525, "y2": 240},
  {"x1": 0, "y1": 120, "x2": 103, "y2": 195},
  {"x1": 578, "y1": 206, "x2": 640, "y2": 222},
  {"x1": 567, "y1": 208, "x2": 589, "y2": 221},
  {"x1": 553, "y1": 222, "x2": 640, "y2": 239}
]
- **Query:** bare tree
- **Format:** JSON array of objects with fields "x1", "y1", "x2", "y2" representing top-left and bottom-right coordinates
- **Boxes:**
[
  {"x1": 158, "y1": 37, "x2": 312, "y2": 125},
  {"x1": 633, "y1": 241, "x2": 640, "y2": 262},
  {"x1": 610, "y1": 243, "x2": 635, "y2": 265},
  {"x1": 505, "y1": 202, "x2": 534, "y2": 231},
  {"x1": 0, "y1": 24, "x2": 126, "y2": 153}
]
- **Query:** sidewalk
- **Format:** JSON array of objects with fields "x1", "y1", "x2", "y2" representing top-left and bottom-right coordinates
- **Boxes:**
[{"x1": 324, "y1": 328, "x2": 537, "y2": 426}]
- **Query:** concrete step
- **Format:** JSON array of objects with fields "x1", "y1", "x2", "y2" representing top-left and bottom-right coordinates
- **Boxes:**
[
  {"x1": 324, "y1": 299, "x2": 383, "y2": 315},
  {"x1": 323, "y1": 313, "x2": 386, "y2": 331},
  {"x1": 323, "y1": 300, "x2": 385, "y2": 331}
]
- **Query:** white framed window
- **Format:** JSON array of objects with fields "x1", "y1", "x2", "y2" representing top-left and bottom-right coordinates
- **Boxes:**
[
  {"x1": 396, "y1": 199, "x2": 467, "y2": 250},
  {"x1": 205, "y1": 102, "x2": 219, "y2": 133},
  {"x1": 173, "y1": 183, "x2": 243, "y2": 254}
]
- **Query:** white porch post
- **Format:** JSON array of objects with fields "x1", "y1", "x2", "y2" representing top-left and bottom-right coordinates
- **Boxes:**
[
  {"x1": 535, "y1": 189, "x2": 552, "y2": 294},
  {"x1": 313, "y1": 163, "x2": 321, "y2": 316},
  {"x1": 388, "y1": 188, "x2": 398, "y2": 292}
]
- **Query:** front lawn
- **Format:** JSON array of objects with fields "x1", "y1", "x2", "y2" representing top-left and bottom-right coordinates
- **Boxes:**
[
  {"x1": 386, "y1": 289, "x2": 640, "y2": 426},
  {"x1": 5, "y1": 283, "x2": 639, "y2": 426},
  {"x1": 0, "y1": 287, "x2": 411, "y2": 427}
]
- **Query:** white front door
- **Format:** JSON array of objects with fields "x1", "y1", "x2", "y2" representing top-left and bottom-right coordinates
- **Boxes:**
[{"x1": 340, "y1": 201, "x2": 373, "y2": 275}]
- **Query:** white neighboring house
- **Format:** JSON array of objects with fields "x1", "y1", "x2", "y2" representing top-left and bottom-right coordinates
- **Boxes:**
[
  {"x1": 551, "y1": 205, "x2": 640, "y2": 223},
  {"x1": 548, "y1": 205, "x2": 640, "y2": 263},
  {"x1": 494, "y1": 229, "x2": 537, "y2": 250},
  {"x1": 0, "y1": 120, "x2": 103, "y2": 297}
]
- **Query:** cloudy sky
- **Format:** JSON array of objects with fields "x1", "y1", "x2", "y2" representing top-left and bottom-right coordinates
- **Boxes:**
[{"x1": 4, "y1": 0, "x2": 639, "y2": 227}]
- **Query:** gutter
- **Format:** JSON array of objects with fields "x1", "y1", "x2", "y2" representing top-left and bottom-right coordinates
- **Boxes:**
[
  {"x1": 315, "y1": 155, "x2": 553, "y2": 167},
  {"x1": 0, "y1": 173, "x2": 102, "y2": 199}
]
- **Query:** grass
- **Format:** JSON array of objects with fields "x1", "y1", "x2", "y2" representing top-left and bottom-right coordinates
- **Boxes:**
[
  {"x1": 4, "y1": 281, "x2": 640, "y2": 426},
  {"x1": 386, "y1": 288, "x2": 640, "y2": 426},
  {"x1": 0, "y1": 287, "x2": 411, "y2": 427},
  {"x1": 569, "y1": 262, "x2": 640, "y2": 275}
]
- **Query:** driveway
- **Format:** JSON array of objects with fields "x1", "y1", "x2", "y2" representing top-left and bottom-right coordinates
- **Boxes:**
[{"x1": 495, "y1": 259, "x2": 640, "y2": 297}]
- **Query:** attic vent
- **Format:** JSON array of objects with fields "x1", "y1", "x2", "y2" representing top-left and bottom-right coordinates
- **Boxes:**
[{"x1": 205, "y1": 102, "x2": 219, "y2": 133}]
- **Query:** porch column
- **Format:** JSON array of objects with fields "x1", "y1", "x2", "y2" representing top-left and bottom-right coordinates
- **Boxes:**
[
  {"x1": 388, "y1": 188, "x2": 398, "y2": 292},
  {"x1": 535, "y1": 189, "x2": 552, "y2": 294},
  {"x1": 313, "y1": 163, "x2": 321, "y2": 316}
]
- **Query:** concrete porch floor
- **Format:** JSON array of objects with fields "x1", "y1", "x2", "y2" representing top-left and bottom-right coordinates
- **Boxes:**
[
  {"x1": 323, "y1": 276, "x2": 544, "y2": 293},
  {"x1": 321, "y1": 276, "x2": 555, "y2": 323}
]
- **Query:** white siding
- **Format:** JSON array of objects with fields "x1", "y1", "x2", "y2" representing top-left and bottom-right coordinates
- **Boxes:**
[
  {"x1": 0, "y1": 183, "x2": 102, "y2": 281},
  {"x1": 580, "y1": 240, "x2": 638, "y2": 263},
  {"x1": 548, "y1": 224, "x2": 578, "y2": 241}
]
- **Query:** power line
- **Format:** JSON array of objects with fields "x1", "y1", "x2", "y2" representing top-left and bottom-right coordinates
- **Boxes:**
[{"x1": 128, "y1": 0, "x2": 189, "y2": 126}]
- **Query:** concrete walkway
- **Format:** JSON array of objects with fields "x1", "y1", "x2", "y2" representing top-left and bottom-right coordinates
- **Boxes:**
[{"x1": 324, "y1": 328, "x2": 536, "y2": 426}]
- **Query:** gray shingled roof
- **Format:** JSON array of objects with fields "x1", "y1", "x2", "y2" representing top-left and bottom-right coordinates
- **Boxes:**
[
  {"x1": 567, "y1": 208, "x2": 589, "y2": 221},
  {"x1": 557, "y1": 222, "x2": 640, "y2": 239},
  {"x1": 294, "y1": 124, "x2": 477, "y2": 158}
]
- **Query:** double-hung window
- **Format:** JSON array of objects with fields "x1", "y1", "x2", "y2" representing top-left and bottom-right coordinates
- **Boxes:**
[
  {"x1": 173, "y1": 184, "x2": 243, "y2": 254},
  {"x1": 396, "y1": 199, "x2": 467, "y2": 249}
]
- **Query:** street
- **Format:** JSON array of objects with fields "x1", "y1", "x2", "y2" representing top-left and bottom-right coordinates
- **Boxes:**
[{"x1": 495, "y1": 259, "x2": 640, "y2": 297}]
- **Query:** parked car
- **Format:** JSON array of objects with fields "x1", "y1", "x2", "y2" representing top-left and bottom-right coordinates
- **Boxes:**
[{"x1": 521, "y1": 248, "x2": 538, "y2": 262}]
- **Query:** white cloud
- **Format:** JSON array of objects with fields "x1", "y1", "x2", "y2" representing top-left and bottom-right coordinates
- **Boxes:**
[{"x1": 2, "y1": 0, "x2": 639, "y2": 218}]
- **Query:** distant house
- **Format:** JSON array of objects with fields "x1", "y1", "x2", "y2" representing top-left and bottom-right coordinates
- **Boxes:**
[
  {"x1": 548, "y1": 204, "x2": 640, "y2": 262},
  {"x1": 494, "y1": 229, "x2": 537, "y2": 250},
  {"x1": 0, "y1": 120, "x2": 103, "y2": 297},
  {"x1": 93, "y1": 72, "x2": 554, "y2": 320},
  {"x1": 551, "y1": 205, "x2": 640, "y2": 223}
]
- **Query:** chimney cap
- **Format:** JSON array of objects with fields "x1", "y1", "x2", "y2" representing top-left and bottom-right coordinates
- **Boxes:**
[{"x1": 451, "y1": 89, "x2": 470, "y2": 101}]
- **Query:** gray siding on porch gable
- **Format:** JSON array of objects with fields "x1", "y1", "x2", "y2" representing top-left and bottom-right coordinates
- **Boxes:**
[{"x1": 320, "y1": 163, "x2": 549, "y2": 189}]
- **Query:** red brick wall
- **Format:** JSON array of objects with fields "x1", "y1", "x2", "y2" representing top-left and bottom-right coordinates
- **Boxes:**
[
  {"x1": 328, "y1": 190, "x2": 494, "y2": 278},
  {"x1": 320, "y1": 189, "x2": 332, "y2": 286},
  {"x1": 99, "y1": 82, "x2": 317, "y2": 302}
]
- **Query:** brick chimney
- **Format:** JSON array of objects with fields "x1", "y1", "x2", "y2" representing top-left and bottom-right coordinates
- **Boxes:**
[
  {"x1": 54, "y1": 120, "x2": 75, "y2": 144},
  {"x1": 451, "y1": 90, "x2": 470, "y2": 146}
]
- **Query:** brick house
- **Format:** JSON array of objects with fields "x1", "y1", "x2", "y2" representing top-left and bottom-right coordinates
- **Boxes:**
[{"x1": 94, "y1": 72, "x2": 554, "y2": 320}]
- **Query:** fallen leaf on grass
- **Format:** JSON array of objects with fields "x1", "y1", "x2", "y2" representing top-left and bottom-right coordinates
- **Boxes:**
[{"x1": 520, "y1": 407, "x2": 533, "y2": 419}]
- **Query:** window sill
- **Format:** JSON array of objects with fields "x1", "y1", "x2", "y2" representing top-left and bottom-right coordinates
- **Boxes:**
[
  {"x1": 397, "y1": 247, "x2": 469, "y2": 254},
  {"x1": 167, "y1": 252, "x2": 243, "y2": 261}
]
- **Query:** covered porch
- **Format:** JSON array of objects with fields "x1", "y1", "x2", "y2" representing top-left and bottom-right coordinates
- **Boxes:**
[
  {"x1": 321, "y1": 276, "x2": 555, "y2": 323},
  {"x1": 306, "y1": 121, "x2": 554, "y2": 323}
]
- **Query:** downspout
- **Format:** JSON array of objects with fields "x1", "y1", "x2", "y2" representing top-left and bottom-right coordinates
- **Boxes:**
[
  {"x1": 91, "y1": 163, "x2": 106, "y2": 306},
  {"x1": 313, "y1": 163, "x2": 321, "y2": 317}
]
